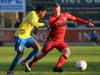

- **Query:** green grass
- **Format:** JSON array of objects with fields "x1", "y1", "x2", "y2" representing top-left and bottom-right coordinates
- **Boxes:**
[{"x1": 0, "y1": 46, "x2": 100, "y2": 75}]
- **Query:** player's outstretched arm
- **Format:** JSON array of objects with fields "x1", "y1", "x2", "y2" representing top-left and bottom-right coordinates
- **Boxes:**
[{"x1": 67, "y1": 13, "x2": 94, "y2": 27}]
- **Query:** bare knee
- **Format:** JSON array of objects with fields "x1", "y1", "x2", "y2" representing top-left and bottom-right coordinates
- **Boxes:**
[{"x1": 62, "y1": 48, "x2": 71, "y2": 58}]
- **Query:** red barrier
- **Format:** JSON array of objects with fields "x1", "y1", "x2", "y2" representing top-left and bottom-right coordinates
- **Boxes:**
[
  {"x1": 0, "y1": 29, "x2": 100, "y2": 45},
  {"x1": 0, "y1": 29, "x2": 15, "y2": 45}
]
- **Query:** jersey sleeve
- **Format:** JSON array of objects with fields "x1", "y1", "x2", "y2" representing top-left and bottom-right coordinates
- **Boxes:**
[
  {"x1": 28, "y1": 12, "x2": 45, "y2": 28},
  {"x1": 66, "y1": 13, "x2": 90, "y2": 25}
]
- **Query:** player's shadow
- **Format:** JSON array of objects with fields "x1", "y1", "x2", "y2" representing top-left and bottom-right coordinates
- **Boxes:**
[
  {"x1": 30, "y1": 62, "x2": 100, "y2": 72},
  {"x1": 1, "y1": 61, "x2": 100, "y2": 73}
]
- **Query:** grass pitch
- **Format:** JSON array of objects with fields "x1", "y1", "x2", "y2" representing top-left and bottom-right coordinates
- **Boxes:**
[{"x1": 0, "y1": 46, "x2": 100, "y2": 75}]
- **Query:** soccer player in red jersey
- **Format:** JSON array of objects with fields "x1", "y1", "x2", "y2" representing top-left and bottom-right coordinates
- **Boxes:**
[{"x1": 25, "y1": 3, "x2": 94, "y2": 72}]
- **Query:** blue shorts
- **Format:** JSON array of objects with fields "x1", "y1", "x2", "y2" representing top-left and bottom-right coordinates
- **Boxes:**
[{"x1": 14, "y1": 36, "x2": 36, "y2": 51}]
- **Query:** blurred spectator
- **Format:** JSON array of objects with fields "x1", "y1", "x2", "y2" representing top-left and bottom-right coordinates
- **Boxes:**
[
  {"x1": 0, "y1": 15, "x2": 4, "y2": 28},
  {"x1": 14, "y1": 19, "x2": 22, "y2": 28},
  {"x1": 0, "y1": 41, "x2": 3, "y2": 46},
  {"x1": 78, "y1": 24, "x2": 87, "y2": 29},
  {"x1": 88, "y1": 30, "x2": 99, "y2": 45},
  {"x1": 67, "y1": 21, "x2": 77, "y2": 28}
]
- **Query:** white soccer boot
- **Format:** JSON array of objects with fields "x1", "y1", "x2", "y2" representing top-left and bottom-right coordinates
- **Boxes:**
[{"x1": 21, "y1": 61, "x2": 31, "y2": 72}]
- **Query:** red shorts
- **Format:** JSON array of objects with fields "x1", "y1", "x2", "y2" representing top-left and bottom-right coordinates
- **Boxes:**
[{"x1": 42, "y1": 40, "x2": 68, "y2": 53}]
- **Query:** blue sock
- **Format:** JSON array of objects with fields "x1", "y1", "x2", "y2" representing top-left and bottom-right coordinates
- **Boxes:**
[
  {"x1": 8, "y1": 55, "x2": 21, "y2": 71},
  {"x1": 23, "y1": 50, "x2": 38, "y2": 63}
]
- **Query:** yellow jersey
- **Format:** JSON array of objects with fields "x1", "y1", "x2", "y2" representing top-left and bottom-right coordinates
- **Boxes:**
[{"x1": 15, "y1": 11, "x2": 44, "y2": 38}]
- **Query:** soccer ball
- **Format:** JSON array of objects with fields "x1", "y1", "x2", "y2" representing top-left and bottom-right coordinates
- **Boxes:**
[{"x1": 76, "y1": 60, "x2": 87, "y2": 71}]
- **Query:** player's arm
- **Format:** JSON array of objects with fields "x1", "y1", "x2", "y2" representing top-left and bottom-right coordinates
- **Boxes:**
[
  {"x1": 28, "y1": 12, "x2": 45, "y2": 28},
  {"x1": 67, "y1": 13, "x2": 94, "y2": 27},
  {"x1": 29, "y1": 18, "x2": 45, "y2": 28}
]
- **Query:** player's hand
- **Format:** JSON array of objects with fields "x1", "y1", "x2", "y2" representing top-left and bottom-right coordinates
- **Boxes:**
[
  {"x1": 88, "y1": 23, "x2": 94, "y2": 27},
  {"x1": 46, "y1": 25, "x2": 50, "y2": 30}
]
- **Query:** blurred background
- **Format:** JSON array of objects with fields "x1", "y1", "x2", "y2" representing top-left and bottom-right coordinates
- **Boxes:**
[{"x1": 0, "y1": 0, "x2": 100, "y2": 46}]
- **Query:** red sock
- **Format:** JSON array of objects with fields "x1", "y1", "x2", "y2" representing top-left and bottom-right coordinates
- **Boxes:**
[
  {"x1": 29, "y1": 56, "x2": 38, "y2": 68},
  {"x1": 56, "y1": 55, "x2": 67, "y2": 68}
]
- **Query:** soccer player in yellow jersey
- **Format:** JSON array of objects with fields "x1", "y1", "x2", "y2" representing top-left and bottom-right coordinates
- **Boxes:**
[{"x1": 7, "y1": 5, "x2": 46, "y2": 74}]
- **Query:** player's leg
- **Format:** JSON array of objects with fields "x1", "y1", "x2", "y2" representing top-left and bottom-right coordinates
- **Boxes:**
[
  {"x1": 53, "y1": 42, "x2": 71, "y2": 72},
  {"x1": 28, "y1": 40, "x2": 54, "y2": 70},
  {"x1": 7, "y1": 37, "x2": 26, "y2": 74},
  {"x1": 28, "y1": 52, "x2": 47, "y2": 68},
  {"x1": 21, "y1": 37, "x2": 40, "y2": 72},
  {"x1": 22, "y1": 37, "x2": 39, "y2": 63},
  {"x1": 7, "y1": 51, "x2": 24, "y2": 74},
  {"x1": 56, "y1": 48, "x2": 70, "y2": 68}
]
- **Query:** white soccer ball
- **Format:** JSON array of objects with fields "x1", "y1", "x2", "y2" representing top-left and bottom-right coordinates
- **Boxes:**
[{"x1": 76, "y1": 60, "x2": 87, "y2": 71}]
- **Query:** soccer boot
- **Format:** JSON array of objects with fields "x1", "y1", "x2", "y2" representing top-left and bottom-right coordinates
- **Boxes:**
[
  {"x1": 53, "y1": 66, "x2": 63, "y2": 72},
  {"x1": 21, "y1": 61, "x2": 31, "y2": 72},
  {"x1": 7, "y1": 70, "x2": 14, "y2": 74},
  {"x1": 25, "y1": 68, "x2": 31, "y2": 72}
]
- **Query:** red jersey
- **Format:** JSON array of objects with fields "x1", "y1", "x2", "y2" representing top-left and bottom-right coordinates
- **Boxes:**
[{"x1": 48, "y1": 12, "x2": 90, "y2": 41}]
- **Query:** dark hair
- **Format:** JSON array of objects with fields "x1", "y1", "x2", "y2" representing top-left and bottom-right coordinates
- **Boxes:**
[
  {"x1": 36, "y1": 5, "x2": 46, "y2": 12},
  {"x1": 53, "y1": 3, "x2": 60, "y2": 7}
]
